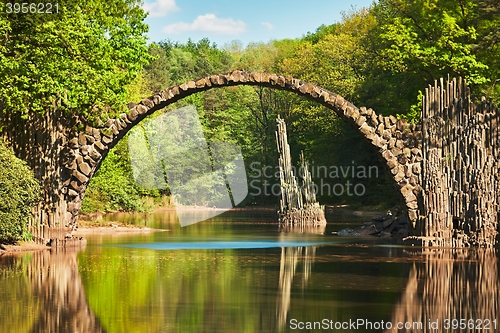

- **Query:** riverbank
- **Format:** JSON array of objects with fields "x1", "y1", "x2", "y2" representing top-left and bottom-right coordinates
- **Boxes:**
[
  {"x1": 74, "y1": 221, "x2": 168, "y2": 236},
  {"x1": 0, "y1": 222, "x2": 165, "y2": 255},
  {"x1": 0, "y1": 242, "x2": 50, "y2": 255},
  {"x1": 1, "y1": 205, "x2": 387, "y2": 255}
]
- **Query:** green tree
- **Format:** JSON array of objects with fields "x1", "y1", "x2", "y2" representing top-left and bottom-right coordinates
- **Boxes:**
[
  {"x1": 377, "y1": 0, "x2": 487, "y2": 82},
  {"x1": 353, "y1": 0, "x2": 500, "y2": 122},
  {"x1": 0, "y1": 141, "x2": 40, "y2": 243},
  {"x1": 0, "y1": 0, "x2": 153, "y2": 226},
  {"x1": 0, "y1": 0, "x2": 152, "y2": 123}
]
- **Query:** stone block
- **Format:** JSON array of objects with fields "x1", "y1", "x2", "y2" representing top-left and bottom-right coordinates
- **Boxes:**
[
  {"x1": 85, "y1": 135, "x2": 95, "y2": 144},
  {"x1": 269, "y1": 74, "x2": 279, "y2": 85},
  {"x1": 72, "y1": 170, "x2": 88, "y2": 183},
  {"x1": 409, "y1": 175, "x2": 418, "y2": 186},
  {"x1": 68, "y1": 137, "x2": 79, "y2": 149},
  {"x1": 404, "y1": 164, "x2": 412, "y2": 177},
  {"x1": 78, "y1": 132, "x2": 87, "y2": 145},
  {"x1": 387, "y1": 138, "x2": 396, "y2": 149},
  {"x1": 408, "y1": 209, "x2": 418, "y2": 221},
  {"x1": 412, "y1": 163, "x2": 421, "y2": 174},
  {"x1": 382, "y1": 149, "x2": 394, "y2": 161},
  {"x1": 397, "y1": 154, "x2": 408, "y2": 165},
  {"x1": 67, "y1": 189, "x2": 78, "y2": 197},
  {"x1": 376, "y1": 123, "x2": 385, "y2": 135},
  {"x1": 90, "y1": 149, "x2": 102, "y2": 161},
  {"x1": 407, "y1": 201, "x2": 418, "y2": 210},
  {"x1": 136, "y1": 104, "x2": 148, "y2": 114},
  {"x1": 92, "y1": 128, "x2": 101, "y2": 140},
  {"x1": 371, "y1": 135, "x2": 387, "y2": 148},
  {"x1": 128, "y1": 108, "x2": 139, "y2": 121},
  {"x1": 391, "y1": 165, "x2": 401, "y2": 175},
  {"x1": 69, "y1": 181, "x2": 82, "y2": 192},
  {"x1": 76, "y1": 155, "x2": 84, "y2": 165},
  {"x1": 355, "y1": 116, "x2": 367, "y2": 127},
  {"x1": 299, "y1": 83, "x2": 313, "y2": 94},
  {"x1": 386, "y1": 158, "x2": 398, "y2": 169},
  {"x1": 250, "y1": 72, "x2": 262, "y2": 82},
  {"x1": 396, "y1": 119, "x2": 408, "y2": 131},
  {"x1": 81, "y1": 145, "x2": 91, "y2": 156},
  {"x1": 195, "y1": 78, "x2": 207, "y2": 88},
  {"x1": 380, "y1": 130, "x2": 390, "y2": 141},
  {"x1": 141, "y1": 98, "x2": 154, "y2": 108},
  {"x1": 344, "y1": 106, "x2": 359, "y2": 119},
  {"x1": 394, "y1": 168, "x2": 406, "y2": 182},
  {"x1": 400, "y1": 184, "x2": 414, "y2": 197},
  {"x1": 102, "y1": 136, "x2": 112, "y2": 144},
  {"x1": 334, "y1": 96, "x2": 345, "y2": 109},
  {"x1": 404, "y1": 191, "x2": 417, "y2": 202},
  {"x1": 84, "y1": 155, "x2": 96, "y2": 166},
  {"x1": 94, "y1": 141, "x2": 106, "y2": 151},
  {"x1": 390, "y1": 147, "x2": 402, "y2": 156},
  {"x1": 78, "y1": 162, "x2": 92, "y2": 176}
]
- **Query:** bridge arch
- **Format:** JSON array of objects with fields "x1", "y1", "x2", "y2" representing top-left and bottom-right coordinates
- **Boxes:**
[{"x1": 65, "y1": 70, "x2": 423, "y2": 232}]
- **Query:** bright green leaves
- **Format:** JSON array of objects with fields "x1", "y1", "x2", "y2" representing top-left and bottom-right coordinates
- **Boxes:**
[
  {"x1": 0, "y1": 0, "x2": 152, "y2": 123},
  {"x1": 0, "y1": 142, "x2": 40, "y2": 243},
  {"x1": 375, "y1": 0, "x2": 488, "y2": 85}
]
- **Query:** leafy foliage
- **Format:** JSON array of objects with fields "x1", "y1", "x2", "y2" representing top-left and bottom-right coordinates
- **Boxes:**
[
  {"x1": 374, "y1": 0, "x2": 488, "y2": 84},
  {"x1": 0, "y1": 0, "x2": 153, "y2": 123},
  {"x1": 81, "y1": 138, "x2": 148, "y2": 213},
  {"x1": 0, "y1": 142, "x2": 40, "y2": 243}
]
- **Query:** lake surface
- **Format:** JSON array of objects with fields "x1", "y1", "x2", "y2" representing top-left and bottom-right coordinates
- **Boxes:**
[{"x1": 1, "y1": 208, "x2": 499, "y2": 332}]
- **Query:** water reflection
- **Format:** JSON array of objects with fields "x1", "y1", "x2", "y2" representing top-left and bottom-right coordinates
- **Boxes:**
[
  {"x1": 388, "y1": 249, "x2": 500, "y2": 333},
  {"x1": 3, "y1": 209, "x2": 500, "y2": 333},
  {"x1": 0, "y1": 249, "x2": 105, "y2": 333},
  {"x1": 276, "y1": 246, "x2": 317, "y2": 330},
  {"x1": 278, "y1": 224, "x2": 326, "y2": 234}
]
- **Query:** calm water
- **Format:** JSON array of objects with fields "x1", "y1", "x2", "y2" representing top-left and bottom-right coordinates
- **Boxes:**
[{"x1": 1, "y1": 209, "x2": 499, "y2": 333}]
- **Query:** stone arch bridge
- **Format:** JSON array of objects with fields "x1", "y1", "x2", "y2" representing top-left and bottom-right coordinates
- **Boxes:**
[{"x1": 17, "y1": 71, "x2": 500, "y2": 247}]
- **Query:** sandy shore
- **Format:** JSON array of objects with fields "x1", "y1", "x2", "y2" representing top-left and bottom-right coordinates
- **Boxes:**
[
  {"x1": 74, "y1": 223, "x2": 168, "y2": 236},
  {"x1": 0, "y1": 222, "x2": 166, "y2": 255},
  {"x1": 0, "y1": 242, "x2": 51, "y2": 255}
]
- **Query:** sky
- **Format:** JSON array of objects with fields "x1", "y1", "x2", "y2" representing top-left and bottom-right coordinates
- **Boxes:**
[{"x1": 142, "y1": 0, "x2": 375, "y2": 48}]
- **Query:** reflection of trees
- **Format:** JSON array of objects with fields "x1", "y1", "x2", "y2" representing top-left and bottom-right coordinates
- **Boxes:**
[
  {"x1": 28, "y1": 249, "x2": 105, "y2": 333},
  {"x1": 28, "y1": 251, "x2": 104, "y2": 332},
  {"x1": 0, "y1": 249, "x2": 105, "y2": 333},
  {"x1": 276, "y1": 246, "x2": 317, "y2": 330},
  {"x1": 0, "y1": 250, "x2": 104, "y2": 333},
  {"x1": 387, "y1": 249, "x2": 500, "y2": 333}
]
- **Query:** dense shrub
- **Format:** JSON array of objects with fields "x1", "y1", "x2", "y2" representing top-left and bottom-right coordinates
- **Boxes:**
[{"x1": 0, "y1": 142, "x2": 40, "y2": 244}]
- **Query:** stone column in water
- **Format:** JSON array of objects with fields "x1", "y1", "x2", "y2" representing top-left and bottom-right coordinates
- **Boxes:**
[{"x1": 275, "y1": 116, "x2": 326, "y2": 230}]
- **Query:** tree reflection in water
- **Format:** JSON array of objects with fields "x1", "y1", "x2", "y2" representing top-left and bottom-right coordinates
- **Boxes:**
[
  {"x1": 388, "y1": 249, "x2": 500, "y2": 333},
  {"x1": 0, "y1": 248, "x2": 105, "y2": 333}
]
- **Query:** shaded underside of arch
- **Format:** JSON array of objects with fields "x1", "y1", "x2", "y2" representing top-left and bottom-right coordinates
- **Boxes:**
[{"x1": 68, "y1": 70, "x2": 422, "y2": 232}]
